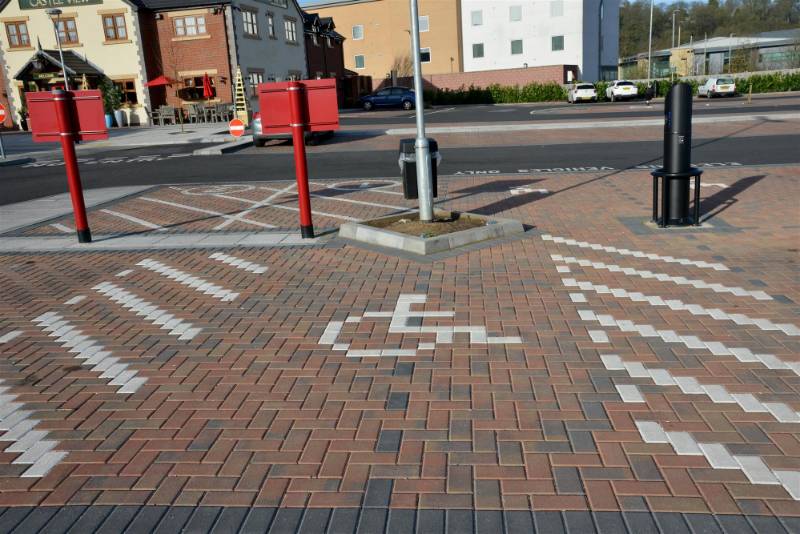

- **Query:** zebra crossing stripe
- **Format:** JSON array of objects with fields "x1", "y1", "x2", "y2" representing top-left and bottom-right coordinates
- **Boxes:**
[
  {"x1": 137, "y1": 259, "x2": 239, "y2": 301},
  {"x1": 209, "y1": 252, "x2": 268, "y2": 274},
  {"x1": 93, "y1": 282, "x2": 201, "y2": 340},
  {"x1": 541, "y1": 234, "x2": 729, "y2": 270}
]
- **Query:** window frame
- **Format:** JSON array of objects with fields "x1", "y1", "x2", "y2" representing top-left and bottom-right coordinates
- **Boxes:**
[
  {"x1": 510, "y1": 39, "x2": 523, "y2": 55},
  {"x1": 352, "y1": 24, "x2": 363, "y2": 40},
  {"x1": 242, "y1": 9, "x2": 259, "y2": 38},
  {"x1": 267, "y1": 12, "x2": 275, "y2": 39},
  {"x1": 56, "y1": 17, "x2": 79, "y2": 45},
  {"x1": 418, "y1": 15, "x2": 429, "y2": 32},
  {"x1": 420, "y1": 47, "x2": 431, "y2": 63},
  {"x1": 470, "y1": 10, "x2": 482, "y2": 26},
  {"x1": 246, "y1": 71, "x2": 264, "y2": 97},
  {"x1": 551, "y1": 35, "x2": 564, "y2": 51},
  {"x1": 284, "y1": 17, "x2": 297, "y2": 43},
  {"x1": 102, "y1": 13, "x2": 127, "y2": 42},
  {"x1": 472, "y1": 43, "x2": 484, "y2": 59},
  {"x1": 267, "y1": 0, "x2": 287, "y2": 7},
  {"x1": 173, "y1": 15, "x2": 207, "y2": 37},
  {"x1": 550, "y1": 0, "x2": 564, "y2": 17},
  {"x1": 113, "y1": 78, "x2": 138, "y2": 105},
  {"x1": 509, "y1": 5, "x2": 522, "y2": 22},
  {"x1": 5, "y1": 21, "x2": 30, "y2": 49},
  {"x1": 354, "y1": 54, "x2": 365, "y2": 69}
]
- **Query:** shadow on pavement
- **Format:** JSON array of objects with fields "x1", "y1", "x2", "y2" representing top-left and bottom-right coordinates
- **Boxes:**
[{"x1": 700, "y1": 174, "x2": 766, "y2": 222}]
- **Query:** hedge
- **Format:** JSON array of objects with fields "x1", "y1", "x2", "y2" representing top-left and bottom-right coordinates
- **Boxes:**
[{"x1": 422, "y1": 71, "x2": 800, "y2": 105}]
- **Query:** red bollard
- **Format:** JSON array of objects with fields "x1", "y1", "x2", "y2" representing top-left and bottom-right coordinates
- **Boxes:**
[
  {"x1": 52, "y1": 89, "x2": 91, "y2": 243},
  {"x1": 287, "y1": 81, "x2": 314, "y2": 239}
]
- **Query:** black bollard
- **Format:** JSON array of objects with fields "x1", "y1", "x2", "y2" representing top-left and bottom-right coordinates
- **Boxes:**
[{"x1": 651, "y1": 83, "x2": 703, "y2": 227}]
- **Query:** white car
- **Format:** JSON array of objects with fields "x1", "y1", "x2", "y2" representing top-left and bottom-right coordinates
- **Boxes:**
[
  {"x1": 698, "y1": 77, "x2": 736, "y2": 98},
  {"x1": 568, "y1": 83, "x2": 597, "y2": 104},
  {"x1": 605, "y1": 80, "x2": 638, "y2": 102}
]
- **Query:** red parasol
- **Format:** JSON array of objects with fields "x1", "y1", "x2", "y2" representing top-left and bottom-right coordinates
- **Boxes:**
[
  {"x1": 144, "y1": 75, "x2": 177, "y2": 87},
  {"x1": 202, "y1": 73, "x2": 214, "y2": 99}
]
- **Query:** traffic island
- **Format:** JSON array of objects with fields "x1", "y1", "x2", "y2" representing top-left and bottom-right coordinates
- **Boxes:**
[{"x1": 338, "y1": 210, "x2": 524, "y2": 255}]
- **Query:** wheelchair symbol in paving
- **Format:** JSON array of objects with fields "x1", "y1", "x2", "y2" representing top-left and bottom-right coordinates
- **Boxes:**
[{"x1": 318, "y1": 294, "x2": 523, "y2": 357}]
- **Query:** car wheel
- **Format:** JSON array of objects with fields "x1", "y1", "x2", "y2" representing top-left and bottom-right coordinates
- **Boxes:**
[
  {"x1": 402, "y1": 100, "x2": 413, "y2": 110},
  {"x1": 363, "y1": 101, "x2": 374, "y2": 111},
  {"x1": 254, "y1": 138, "x2": 267, "y2": 148},
  {"x1": 610, "y1": 94, "x2": 616, "y2": 102}
]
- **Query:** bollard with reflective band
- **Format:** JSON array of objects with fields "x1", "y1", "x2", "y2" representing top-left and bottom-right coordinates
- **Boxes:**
[
  {"x1": 287, "y1": 81, "x2": 314, "y2": 238},
  {"x1": 53, "y1": 90, "x2": 92, "y2": 243}
]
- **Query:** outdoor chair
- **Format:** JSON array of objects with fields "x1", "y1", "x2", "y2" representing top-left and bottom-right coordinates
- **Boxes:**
[{"x1": 145, "y1": 107, "x2": 163, "y2": 127}]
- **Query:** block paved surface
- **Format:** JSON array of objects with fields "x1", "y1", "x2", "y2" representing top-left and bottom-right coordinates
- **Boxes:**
[{"x1": 0, "y1": 165, "x2": 798, "y2": 532}]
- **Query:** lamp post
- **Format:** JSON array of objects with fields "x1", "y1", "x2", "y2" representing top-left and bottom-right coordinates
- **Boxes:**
[
  {"x1": 45, "y1": 8, "x2": 69, "y2": 91},
  {"x1": 671, "y1": 10, "x2": 680, "y2": 48},
  {"x1": 728, "y1": 33, "x2": 734, "y2": 73},
  {"x1": 409, "y1": 0, "x2": 433, "y2": 222},
  {"x1": 646, "y1": 0, "x2": 654, "y2": 86}
]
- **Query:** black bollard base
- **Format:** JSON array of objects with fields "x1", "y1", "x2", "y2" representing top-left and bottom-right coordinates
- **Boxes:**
[
  {"x1": 76, "y1": 228, "x2": 92, "y2": 243},
  {"x1": 300, "y1": 225, "x2": 315, "y2": 239},
  {"x1": 651, "y1": 167, "x2": 703, "y2": 228}
]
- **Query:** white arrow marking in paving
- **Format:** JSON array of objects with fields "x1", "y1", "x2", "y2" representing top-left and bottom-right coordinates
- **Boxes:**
[
  {"x1": 635, "y1": 420, "x2": 800, "y2": 500},
  {"x1": 137, "y1": 259, "x2": 239, "y2": 301},
  {"x1": 541, "y1": 234, "x2": 729, "y2": 271},
  {"x1": 601, "y1": 354, "x2": 800, "y2": 423},
  {"x1": 0, "y1": 378, "x2": 67, "y2": 478},
  {"x1": 509, "y1": 187, "x2": 549, "y2": 196},
  {"x1": 558, "y1": 257, "x2": 771, "y2": 301},
  {"x1": 32, "y1": 311, "x2": 148, "y2": 394},
  {"x1": 93, "y1": 282, "x2": 201, "y2": 340},
  {"x1": 319, "y1": 294, "x2": 522, "y2": 357},
  {"x1": 99, "y1": 209, "x2": 165, "y2": 231},
  {"x1": 0, "y1": 331, "x2": 22, "y2": 344},
  {"x1": 50, "y1": 223, "x2": 73, "y2": 234},
  {"x1": 209, "y1": 252, "x2": 268, "y2": 274},
  {"x1": 578, "y1": 311, "x2": 798, "y2": 377},
  {"x1": 140, "y1": 196, "x2": 276, "y2": 229},
  {"x1": 563, "y1": 278, "x2": 796, "y2": 335}
]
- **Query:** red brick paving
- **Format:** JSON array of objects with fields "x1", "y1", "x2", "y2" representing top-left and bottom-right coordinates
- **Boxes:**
[{"x1": 0, "y1": 166, "x2": 798, "y2": 516}]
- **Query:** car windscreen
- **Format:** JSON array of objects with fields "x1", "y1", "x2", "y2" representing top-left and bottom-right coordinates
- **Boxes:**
[
  {"x1": 717, "y1": 78, "x2": 734, "y2": 85},
  {"x1": 576, "y1": 84, "x2": 594, "y2": 90}
]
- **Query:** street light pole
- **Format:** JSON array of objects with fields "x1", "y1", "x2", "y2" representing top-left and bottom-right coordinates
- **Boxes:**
[
  {"x1": 646, "y1": 0, "x2": 654, "y2": 86},
  {"x1": 45, "y1": 8, "x2": 69, "y2": 91},
  {"x1": 728, "y1": 33, "x2": 734, "y2": 73},
  {"x1": 409, "y1": 0, "x2": 433, "y2": 222},
  {"x1": 671, "y1": 10, "x2": 680, "y2": 49}
]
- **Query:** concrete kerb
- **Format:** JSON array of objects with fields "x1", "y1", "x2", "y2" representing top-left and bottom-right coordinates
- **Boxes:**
[{"x1": 193, "y1": 135, "x2": 254, "y2": 156}]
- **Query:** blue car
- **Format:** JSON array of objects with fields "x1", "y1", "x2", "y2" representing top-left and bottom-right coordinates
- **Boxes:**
[{"x1": 360, "y1": 86, "x2": 415, "y2": 111}]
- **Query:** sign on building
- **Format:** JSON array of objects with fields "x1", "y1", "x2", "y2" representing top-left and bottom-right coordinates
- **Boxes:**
[{"x1": 19, "y1": 0, "x2": 103, "y2": 10}]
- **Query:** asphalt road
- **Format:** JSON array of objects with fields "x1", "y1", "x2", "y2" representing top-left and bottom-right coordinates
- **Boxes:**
[
  {"x1": 2, "y1": 133, "x2": 798, "y2": 206},
  {"x1": 340, "y1": 94, "x2": 800, "y2": 126}
]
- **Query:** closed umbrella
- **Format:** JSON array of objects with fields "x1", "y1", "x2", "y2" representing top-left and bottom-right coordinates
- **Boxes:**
[{"x1": 202, "y1": 73, "x2": 214, "y2": 100}]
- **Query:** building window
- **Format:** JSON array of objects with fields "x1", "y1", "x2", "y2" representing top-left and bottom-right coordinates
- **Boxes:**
[
  {"x1": 472, "y1": 43, "x2": 484, "y2": 58},
  {"x1": 242, "y1": 10, "x2": 258, "y2": 37},
  {"x1": 511, "y1": 39, "x2": 523, "y2": 55},
  {"x1": 284, "y1": 18, "x2": 297, "y2": 42},
  {"x1": 354, "y1": 54, "x2": 365, "y2": 69},
  {"x1": 352, "y1": 24, "x2": 363, "y2": 40},
  {"x1": 56, "y1": 18, "x2": 79, "y2": 45},
  {"x1": 246, "y1": 71, "x2": 263, "y2": 97},
  {"x1": 509, "y1": 5, "x2": 522, "y2": 21},
  {"x1": 267, "y1": 13, "x2": 275, "y2": 38},
  {"x1": 113, "y1": 79, "x2": 138, "y2": 105},
  {"x1": 174, "y1": 15, "x2": 206, "y2": 36},
  {"x1": 551, "y1": 35, "x2": 564, "y2": 51},
  {"x1": 180, "y1": 76, "x2": 216, "y2": 100},
  {"x1": 287, "y1": 70, "x2": 301, "y2": 81},
  {"x1": 420, "y1": 47, "x2": 431, "y2": 63},
  {"x1": 418, "y1": 15, "x2": 429, "y2": 32},
  {"x1": 267, "y1": 0, "x2": 287, "y2": 7},
  {"x1": 5, "y1": 21, "x2": 30, "y2": 49},
  {"x1": 102, "y1": 14, "x2": 127, "y2": 41},
  {"x1": 550, "y1": 0, "x2": 564, "y2": 17},
  {"x1": 470, "y1": 10, "x2": 482, "y2": 26}
]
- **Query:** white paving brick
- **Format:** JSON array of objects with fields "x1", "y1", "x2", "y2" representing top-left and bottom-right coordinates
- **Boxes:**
[
  {"x1": 588, "y1": 330, "x2": 609, "y2": 343},
  {"x1": 616, "y1": 384, "x2": 645, "y2": 403},
  {"x1": 699, "y1": 443, "x2": 739, "y2": 469},
  {"x1": 137, "y1": 259, "x2": 239, "y2": 301},
  {"x1": 666, "y1": 431, "x2": 703, "y2": 455},
  {"x1": 635, "y1": 421, "x2": 669, "y2": 443},
  {"x1": 735, "y1": 456, "x2": 780, "y2": 485}
]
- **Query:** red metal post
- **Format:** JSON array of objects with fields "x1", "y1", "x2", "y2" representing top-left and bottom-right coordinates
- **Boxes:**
[
  {"x1": 52, "y1": 89, "x2": 91, "y2": 243},
  {"x1": 287, "y1": 81, "x2": 314, "y2": 238}
]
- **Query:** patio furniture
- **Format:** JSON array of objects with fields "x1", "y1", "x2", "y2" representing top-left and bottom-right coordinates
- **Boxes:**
[
  {"x1": 158, "y1": 106, "x2": 176, "y2": 125},
  {"x1": 187, "y1": 104, "x2": 204, "y2": 124},
  {"x1": 145, "y1": 107, "x2": 163, "y2": 126}
]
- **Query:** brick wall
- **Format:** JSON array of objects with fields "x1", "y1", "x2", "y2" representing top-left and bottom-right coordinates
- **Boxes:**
[
  {"x1": 305, "y1": 35, "x2": 346, "y2": 106},
  {"x1": 380, "y1": 64, "x2": 578, "y2": 91},
  {"x1": 139, "y1": 9, "x2": 233, "y2": 109}
]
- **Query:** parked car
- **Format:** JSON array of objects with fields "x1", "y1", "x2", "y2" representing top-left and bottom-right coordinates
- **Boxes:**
[
  {"x1": 698, "y1": 77, "x2": 736, "y2": 98},
  {"x1": 360, "y1": 87, "x2": 415, "y2": 111},
  {"x1": 252, "y1": 112, "x2": 333, "y2": 147},
  {"x1": 605, "y1": 80, "x2": 638, "y2": 102},
  {"x1": 568, "y1": 83, "x2": 597, "y2": 103}
]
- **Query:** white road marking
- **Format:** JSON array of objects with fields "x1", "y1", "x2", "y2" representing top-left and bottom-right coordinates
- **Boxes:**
[
  {"x1": 635, "y1": 420, "x2": 799, "y2": 500},
  {"x1": 100, "y1": 209, "x2": 165, "y2": 231},
  {"x1": 565, "y1": 278, "x2": 796, "y2": 335},
  {"x1": 32, "y1": 312, "x2": 148, "y2": 394},
  {"x1": 509, "y1": 187, "x2": 549, "y2": 196},
  {"x1": 690, "y1": 183, "x2": 728, "y2": 189},
  {"x1": 116, "y1": 270, "x2": 133, "y2": 277},
  {"x1": 578, "y1": 311, "x2": 798, "y2": 376},
  {"x1": 140, "y1": 197, "x2": 276, "y2": 229},
  {"x1": 542, "y1": 234, "x2": 729, "y2": 271},
  {"x1": 136, "y1": 259, "x2": 239, "y2": 301},
  {"x1": 0, "y1": 331, "x2": 22, "y2": 344},
  {"x1": 559, "y1": 258, "x2": 771, "y2": 301},
  {"x1": 319, "y1": 294, "x2": 522, "y2": 357},
  {"x1": 601, "y1": 354, "x2": 800, "y2": 422},
  {"x1": 209, "y1": 252, "x2": 268, "y2": 274},
  {"x1": 214, "y1": 183, "x2": 297, "y2": 230},
  {"x1": 64, "y1": 295, "x2": 86, "y2": 305},
  {"x1": 260, "y1": 185, "x2": 412, "y2": 211},
  {"x1": 93, "y1": 282, "x2": 201, "y2": 340},
  {"x1": 321, "y1": 180, "x2": 404, "y2": 196},
  {"x1": 213, "y1": 192, "x2": 359, "y2": 222},
  {"x1": 50, "y1": 223, "x2": 73, "y2": 233}
]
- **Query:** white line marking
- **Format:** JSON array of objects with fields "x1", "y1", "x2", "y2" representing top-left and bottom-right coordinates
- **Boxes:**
[
  {"x1": 0, "y1": 331, "x2": 22, "y2": 344},
  {"x1": 209, "y1": 252, "x2": 268, "y2": 274},
  {"x1": 136, "y1": 259, "x2": 239, "y2": 301},
  {"x1": 636, "y1": 420, "x2": 799, "y2": 500},
  {"x1": 542, "y1": 234, "x2": 729, "y2": 270},
  {"x1": 213, "y1": 183, "x2": 296, "y2": 230},
  {"x1": 579, "y1": 312, "x2": 798, "y2": 376},
  {"x1": 509, "y1": 187, "x2": 549, "y2": 196},
  {"x1": 690, "y1": 183, "x2": 728, "y2": 189},
  {"x1": 213, "y1": 192, "x2": 359, "y2": 222},
  {"x1": 140, "y1": 196, "x2": 276, "y2": 229},
  {"x1": 116, "y1": 270, "x2": 133, "y2": 277},
  {"x1": 64, "y1": 295, "x2": 86, "y2": 305},
  {"x1": 50, "y1": 223, "x2": 72, "y2": 233},
  {"x1": 559, "y1": 257, "x2": 770, "y2": 301},
  {"x1": 100, "y1": 209, "x2": 165, "y2": 231},
  {"x1": 93, "y1": 282, "x2": 201, "y2": 340},
  {"x1": 566, "y1": 278, "x2": 796, "y2": 335},
  {"x1": 260, "y1": 185, "x2": 412, "y2": 211}
]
